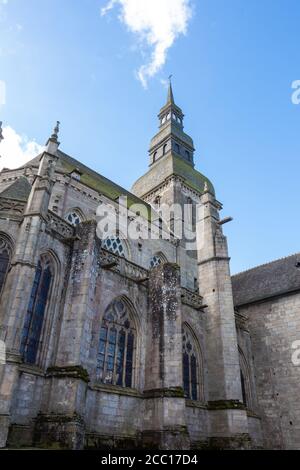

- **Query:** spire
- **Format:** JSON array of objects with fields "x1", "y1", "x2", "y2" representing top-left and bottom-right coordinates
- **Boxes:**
[
  {"x1": 45, "y1": 121, "x2": 60, "y2": 154},
  {"x1": 167, "y1": 75, "x2": 174, "y2": 104},
  {"x1": 0, "y1": 121, "x2": 4, "y2": 143}
]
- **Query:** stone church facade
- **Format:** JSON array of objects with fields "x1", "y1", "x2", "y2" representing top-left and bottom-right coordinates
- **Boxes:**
[{"x1": 0, "y1": 87, "x2": 299, "y2": 450}]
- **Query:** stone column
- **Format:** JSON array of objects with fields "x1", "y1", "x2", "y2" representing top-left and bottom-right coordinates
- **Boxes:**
[
  {"x1": 0, "y1": 150, "x2": 59, "y2": 448},
  {"x1": 196, "y1": 187, "x2": 251, "y2": 449},
  {"x1": 34, "y1": 221, "x2": 100, "y2": 449},
  {"x1": 142, "y1": 263, "x2": 190, "y2": 450}
]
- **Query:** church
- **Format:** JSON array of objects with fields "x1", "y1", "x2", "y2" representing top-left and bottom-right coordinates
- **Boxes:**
[{"x1": 0, "y1": 85, "x2": 299, "y2": 450}]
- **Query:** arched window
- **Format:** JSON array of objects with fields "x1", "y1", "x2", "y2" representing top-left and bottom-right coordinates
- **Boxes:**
[
  {"x1": 0, "y1": 237, "x2": 10, "y2": 295},
  {"x1": 239, "y1": 347, "x2": 253, "y2": 410},
  {"x1": 65, "y1": 211, "x2": 82, "y2": 226},
  {"x1": 102, "y1": 236, "x2": 126, "y2": 258},
  {"x1": 186, "y1": 197, "x2": 196, "y2": 230},
  {"x1": 163, "y1": 144, "x2": 168, "y2": 155},
  {"x1": 154, "y1": 195, "x2": 161, "y2": 208},
  {"x1": 97, "y1": 298, "x2": 136, "y2": 388},
  {"x1": 182, "y1": 325, "x2": 203, "y2": 401},
  {"x1": 150, "y1": 253, "x2": 166, "y2": 269},
  {"x1": 20, "y1": 255, "x2": 53, "y2": 364},
  {"x1": 153, "y1": 151, "x2": 158, "y2": 162},
  {"x1": 174, "y1": 143, "x2": 180, "y2": 154},
  {"x1": 240, "y1": 370, "x2": 247, "y2": 407}
]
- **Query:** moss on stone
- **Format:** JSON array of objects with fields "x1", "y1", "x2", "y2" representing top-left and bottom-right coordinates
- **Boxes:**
[
  {"x1": 208, "y1": 399, "x2": 245, "y2": 410},
  {"x1": 143, "y1": 387, "x2": 185, "y2": 399},
  {"x1": 46, "y1": 365, "x2": 90, "y2": 383}
]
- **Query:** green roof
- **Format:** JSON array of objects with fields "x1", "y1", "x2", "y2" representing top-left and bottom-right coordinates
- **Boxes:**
[
  {"x1": 22, "y1": 150, "x2": 153, "y2": 220},
  {"x1": 131, "y1": 152, "x2": 215, "y2": 198}
]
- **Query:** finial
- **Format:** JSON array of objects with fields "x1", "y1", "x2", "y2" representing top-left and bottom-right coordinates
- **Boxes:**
[
  {"x1": 45, "y1": 121, "x2": 61, "y2": 153},
  {"x1": 0, "y1": 121, "x2": 3, "y2": 143},
  {"x1": 51, "y1": 121, "x2": 60, "y2": 142}
]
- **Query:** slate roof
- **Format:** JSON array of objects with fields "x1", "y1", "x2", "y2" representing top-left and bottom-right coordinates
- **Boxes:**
[
  {"x1": 232, "y1": 253, "x2": 300, "y2": 307},
  {"x1": 0, "y1": 176, "x2": 32, "y2": 201},
  {"x1": 21, "y1": 150, "x2": 154, "y2": 220}
]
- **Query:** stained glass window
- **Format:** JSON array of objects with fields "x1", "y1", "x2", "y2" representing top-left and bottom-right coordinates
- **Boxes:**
[
  {"x1": 182, "y1": 325, "x2": 199, "y2": 401},
  {"x1": 102, "y1": 236, "x2": 125, "y2": 258},
  {"x1": 0, "y1": 239, "x2": 10, "y2": 295},
  {"x1": 65, "y1": 211, "x2": 81, "y2": 226},
  {"x1": 20, "y1": 257, "x2": 53, "y2": 364},
  {"x1": 150, "y1": 254, "x2": 163, "y2": 269},
  {"x1": 96, "y1": 298, "x2": 136, "y2": 388}
]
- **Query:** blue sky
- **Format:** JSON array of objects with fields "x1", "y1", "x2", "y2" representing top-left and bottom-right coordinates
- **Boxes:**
[{"x1": 0, "y1": 0, "x2": 300, "y2": 273}]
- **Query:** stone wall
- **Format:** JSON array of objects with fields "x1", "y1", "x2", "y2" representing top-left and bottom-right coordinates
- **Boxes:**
[{"x1": 239, "y1": 292, "x2": 300, "y2": 449}]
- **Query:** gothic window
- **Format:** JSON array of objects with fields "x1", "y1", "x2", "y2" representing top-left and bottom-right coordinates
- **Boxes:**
[
  {"x1": 97, "y1": 298, "x2": 136, "y2": 388},
  {"x1": 182, "y1": 325, "x2": 200, "y2": 401},
  {"x1": 102, "y1": 236, "x2": 126, "y2": 258},
  {"x1": 239, "y1": 348, "x2": 253, "y2": 410},
  {"x1": 154, "y1": 195, "x2": 161, "y2": 208},
  {"x1": 174, "y1": 143, "x2": 180, "y2": 154},
  {"x1": 65, "y1": 211, "x2": 81, "y2": 226},
  {"x1": 150, "y1": 254, "x2": 163, "y2": 269},
  {"x1": 240, "y1": 370, "x2": 247, "y2": 407},
  {"x1": 186, "y1": 197, "x2": 196, "y2": 231},
  {"x1": 0, "y1": 238, "x2": 10, "y2": 295},
  {"x1": 20, "y1": 256, "x2": 53, "y2": 365}
]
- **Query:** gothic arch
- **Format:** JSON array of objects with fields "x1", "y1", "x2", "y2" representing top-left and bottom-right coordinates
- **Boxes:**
[
  {"x1": 149, "y1": 251, "x2": 168, "y2": 269},
  {"x1": 20, "y1": 250, "x2": 61, "y2": 366},
  {"x1": 238, "y1": 346, "x2": 253, "y2": 410},
  {"x1": 101, "y1": 231, "x2": 130, "y2": 260},
  {"x1": 0, "y1": 232, "x2": 14, "y2": 296},
  {"x1": 64, "y1": 207, "x2": 86, "y2": 226},
  {"x1": 182, "y1": 322, "x2": 205, "y2": 402},
  {"x1": 97, "y1": 295, "x2": 140, "y2": 388}
]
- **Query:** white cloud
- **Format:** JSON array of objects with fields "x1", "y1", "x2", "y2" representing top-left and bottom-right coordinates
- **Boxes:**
[
  {"x1": 101, "y1": 0, "x2": 193, "y2": 88},
  {"x1": 0, "y1": 126, "x2": 43, "y2": 171}
]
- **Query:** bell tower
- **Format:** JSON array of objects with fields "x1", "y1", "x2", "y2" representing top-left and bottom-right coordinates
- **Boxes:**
[{"x1": 149, "y1": 81, "x2": 195, "y2": 167}]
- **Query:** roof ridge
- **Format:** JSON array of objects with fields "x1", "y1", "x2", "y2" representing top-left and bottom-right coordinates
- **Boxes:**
[{"x1": 232, "y1": 252, "x2": 300, "y2": 277}]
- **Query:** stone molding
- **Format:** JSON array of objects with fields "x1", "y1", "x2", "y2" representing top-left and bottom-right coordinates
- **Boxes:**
[
  {"x1": 46, "y1": 365, "x2": 90, "y2": 383},
  {"x1": 208, "y1": 400, "x2": 246, "y2": 411}
]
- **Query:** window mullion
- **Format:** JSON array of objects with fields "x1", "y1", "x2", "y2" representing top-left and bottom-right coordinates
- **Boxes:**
[
  {"x1": 112, "y1": 326, "x2": 119, "y2": 385},
  {"x1": 189, "y1": 354, "x2": 192, "y2": 400},
  {"x1": 103, "y1": 326, "x2": 110, "y2": 381},
  {"x1": 123, "y1": 330, "x2": 128, "y2": 387}
]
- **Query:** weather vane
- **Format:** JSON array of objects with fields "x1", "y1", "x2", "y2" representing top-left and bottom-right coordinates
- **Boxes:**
[{"x1": 168, "y1": 74, "x2": 173, "y2": 84}]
